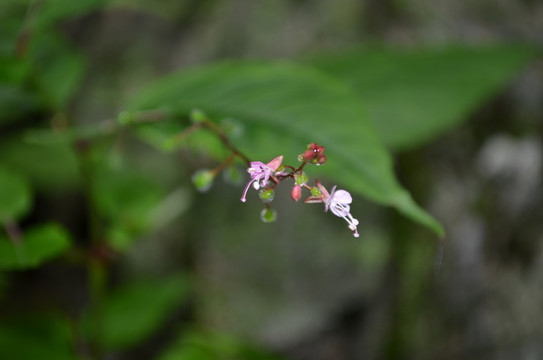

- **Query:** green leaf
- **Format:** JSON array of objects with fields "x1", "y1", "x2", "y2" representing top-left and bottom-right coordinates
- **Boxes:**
[
  {"x1": 0, "y1": 223, "x2": 71, "y2": 270},
  {"x1": 91, "y1": 163, "x2": 164, "y2": 250},
  {"x1": 96, "y1": 274, "x2": 189, "y2": 349},
  {"x1": 0, "y1": 136, "x2": 80, "y2": 191},
  {"x1": 159, "y1": 330, "x2": 282, "y2": 360},
  {"x1": 28, "y1": 31, "x2": 86, "y2": 109},
  {"x1": 0, "y1": 314, "x2": 76, "y2": 360},
  {"x1": 33, "y1": 0, "x2": 107, "y2": 29},
  {"x1": 308, "y1": 44, "x2": 538, "y2": 150},
  {"x1": 0, "y1": 85, "x2": 41, "y2": 124},
  {"x1": 127, "y1": 61, "x2": 443, "y2": 236},
  {"x1": 0, "y1": 166, "x2": 31, "y2": 222}
]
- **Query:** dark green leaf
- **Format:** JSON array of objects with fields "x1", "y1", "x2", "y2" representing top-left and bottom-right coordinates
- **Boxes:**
[
  {"x1": 0, "y1": 223, "x2": 71, "y2": 270},
  {"x1": 127, "y1": 61, "x2": 443, "y2": 235},
  {"x1": 0, "y1": 85, "x2": 41, "y2": 124},
  {"x1": 28, "y1": 31, "x2": 86, "y2": 109},
  {"x1": 159, "y1": 330, "x2": 282, "y2": 360},
  {"x1": 91, "y1": 163, "x2": 164, "y2": 250},
  {"x1": 0, "y1": 314, "x2": 76, "y2": 360},
  {"x1": 308, "y1": 44, "x2": 538, "y2": 150},
  {"x1": 96, "y1": 274, "x2": 189, "y2": 349},
  {"x1": 0, "y1": 166, "x2": 31, "y2": 222},
  {"x1": 33, "y1": 0, "x2": 107, "y2": 29},
  {"x1": 0, "y1": 136, "x2": 80, "y2": 191}
]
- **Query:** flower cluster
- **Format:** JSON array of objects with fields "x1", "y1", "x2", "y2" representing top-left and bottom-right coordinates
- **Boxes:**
[
  {"x1": 240, "y1": 143, "x2": 359, "y2": 238},
  {"x1": 185, "y1": 111, "x2": 360, "y2": 237}
]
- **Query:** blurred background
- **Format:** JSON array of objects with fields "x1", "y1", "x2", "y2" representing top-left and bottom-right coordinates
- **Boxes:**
[{"x1": 1, "y1": 1, "x2": 542, "y2": 359}]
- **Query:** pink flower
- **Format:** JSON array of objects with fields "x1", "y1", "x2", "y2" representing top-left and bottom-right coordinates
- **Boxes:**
[
  {"x1": 305, "y1": 181, "x2": 359, "y2": 237},
  {"x1": 240, "y1": 156, "x2": 283, "y2": 203}
]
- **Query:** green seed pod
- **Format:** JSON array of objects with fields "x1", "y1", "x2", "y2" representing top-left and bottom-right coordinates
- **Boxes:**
[
  {"x1": 260, "y1": 207, "x2": 277, "y2": 223},
  {"x1": 191, "y1": 169, "x2": 214, "y2": 193},
  {"x1": 117, "y1": 111, "x2": 134, "y2": 125},
  {"x1": 259, "y1": 188, "x2": 275, "y2": 203},
  {"x1": 310, "y1": 186, "x2": 321, "y2": 197},
  {"x1": 190, "y1": 109, "x2": 207, "y2": 123},
  {"x1": 295, "y1": 172, "x2": 309, "y2": 186},
  {"x1": 223, "y1": 166, "x2": 242, "y2": 185}
]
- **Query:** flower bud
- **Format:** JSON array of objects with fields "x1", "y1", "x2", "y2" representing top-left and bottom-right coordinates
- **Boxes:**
[
  {"x1": 316, "y1": 145, "x2": 325, "y2": 154},
  {"x1": 260, "y1": 207, "x2": 277, "y2": 223},
  {"x1": 301, "y1": 149, "x2": 316, "y2": 162},
  {"x1": 190, "y1": 109, "x2": 207, "y2": 123},
  {"x1": 117, "y1": 111, "x2": 134, "y2": 125},
  {"x1": 291, "y1": 185, "x2": 302, "y2": 202},
  {"x1": 316, "y1": 154, "x2": 327, "y2": 165},
  {"x1": 298, "y1": 143, "x2": 326, "y2": 164},
  {"x1": 259, "y1": 188, "x2": 275, "y2": 203},
  {"x1": 192, "y1": 169, "x2": 214, "y2": 192}
]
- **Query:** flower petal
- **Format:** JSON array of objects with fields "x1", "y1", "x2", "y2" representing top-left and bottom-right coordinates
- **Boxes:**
[
  {"x1": 332, "y1": 190, "x2": 352, "y2": 205},
  {"x1": 266, "y1": 155, "x2": 284, "y2": 172}
]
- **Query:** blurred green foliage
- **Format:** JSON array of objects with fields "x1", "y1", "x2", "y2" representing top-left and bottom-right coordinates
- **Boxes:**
[
  {"x1": 0, "y1": 166, "x2": 31, "y2": 222},
  {"x1": 0, "y1": 223, "x2": 71, "y2": 270},
  {"x1": 308, "y1": 44, "x2": 538, "y2": 150},
  {"x1": 0, "y1": 314, "x2": 76, "y2": 360},
  {"x1": 86, "y1": 274, "x2": 189, "y2": 349},
  {"x1": 159, "y1": 330, "x2": 283, "y2": 360}
]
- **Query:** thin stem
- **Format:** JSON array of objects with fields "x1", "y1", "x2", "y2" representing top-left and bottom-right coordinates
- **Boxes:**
[
  {"x1": 16, "y1": 0, "x2": 42, "y2": 58},
  {"x1": 77, "y1": 144, "x2": 107, "y2": 360},
  {"x1": 3, "y1": 220, "x2": 27, "y2": 265},
  {"x1": 211, "y1": 152, "x2": 237, "y2": 176},
  {"x1": 167, "y1": 122, "x2": 203, "y2": 148},
  {"x1": 200, "y1": 118, "x2": 251, "y2": 166}
]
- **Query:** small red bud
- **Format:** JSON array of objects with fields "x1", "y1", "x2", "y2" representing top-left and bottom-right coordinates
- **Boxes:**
[
  {"x1": 300, "y1": 143, "x2": 326, "y2": 164},
  {"x1": 291, "y1": 185, "x2": 302, "y2": 202},
  {"x1": 316, "y1": 154, "x2": 327, "y2": 165},
  {"x1": 316, "y1": 145, "x2": 325, "y2": 154},
  {"x1": 301, "y1": 149, "x2": 315, "y2": 162}
]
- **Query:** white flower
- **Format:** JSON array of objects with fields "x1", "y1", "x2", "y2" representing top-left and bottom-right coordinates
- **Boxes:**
[{"x1": 325, "y1": 186, "x2": 359, "y2": 238}]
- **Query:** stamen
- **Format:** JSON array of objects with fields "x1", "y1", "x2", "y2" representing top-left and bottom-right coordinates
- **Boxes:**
[{"x1": 241, "y1": 179, "x2": 254, "y2": 202}]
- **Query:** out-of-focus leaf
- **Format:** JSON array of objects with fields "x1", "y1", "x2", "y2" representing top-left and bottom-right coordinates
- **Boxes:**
[
  {"x1": 0, "y1": 2, "x2": 26, "y2": 56},
  {"x1": 126, "y1": 61, "x2": 443, "y2": 236},
  {"x1": 0, "y1": 166, "x2": 31, "y2": 222},
  {"x1": 0, "y1": 57, "x2": 31, "y2": 84},
  {"x1": 33, "y1": 0, "x2": 107, "y2": 29},
  {"x1": 95, "y1": 274, "x2": 189, "y2": 349},
  {"x1": 0, "y1": 136, "x2": 80, "y2": 191},
  {"x1": 28, "y1": 31, "x2": 86, "y2": 109},
  {"x1": 0, "y1": 314, "x2": 76, "y2": 360},
  {"x1": 159, "y1": 330, "x2": 282, "y2": 360},
  {"x1": 0, "y1": 85, "x2": 40, "y2": 125},
  {"x1": 0, "y1": 273, "x2": 8, "y2": 302},
  {"x1": 308, "y1": 44, "x2": 538, "y2": 150},
  {"x1": 135, "y1": 119, "x2": 227, "y2": 159},
  {"x1": 91, "y1": 164, "x2": 164, "y2": 250},
  {"x1": 0, "y1": 223, "x2": 71, "y2": 270}
]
